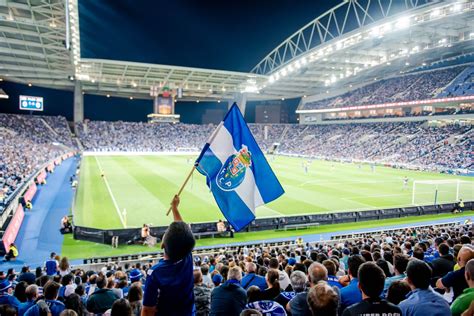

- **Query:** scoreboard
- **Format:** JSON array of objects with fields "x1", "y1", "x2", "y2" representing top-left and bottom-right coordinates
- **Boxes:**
[{"x1": 19, "y1": 95, "x2": 43, "y2": 111}]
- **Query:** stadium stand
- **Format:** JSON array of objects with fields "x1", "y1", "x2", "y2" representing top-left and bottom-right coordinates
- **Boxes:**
[
  {"x1": 0, "y1": 114, "x2": 74, "y2": 209},
  {"x1": 75, "y1": 120, "x2": 472, "y2": 171},
  {"x1": 302, "y1": 66, "x2": 470, "y2": 110}
]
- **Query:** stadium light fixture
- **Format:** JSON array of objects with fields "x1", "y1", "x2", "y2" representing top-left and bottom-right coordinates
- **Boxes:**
[
  {"x1": 129, "y1": 97, "x2": 133, "y2": 100},
  {"x1": 106, "y1": 94, "x2": 110, "y2": 98},
  {"x1": 196, "y1": 100, "x2": 200, "y2": 103},
  {"x1": 217, "y1": 100, "x2": 221, "y2": 103},
  {"x1": 281, "y1": 97, "x2": 285, "y2": 101},
  {"x1": 452, "y1": 3, "x2": 461, "y2": 12},
  {"x1": 395, "y1": 16, "x2": 410, "y2": 29},
  {"x1": 430, "y1": 9, "x2": 440, "y2": 18},
  {"x1": 132, "y1": 82, "x2": 137, "y2": 88},
  {"x1": 28, "y1": 83, "x2": 32, "y2": 87}
]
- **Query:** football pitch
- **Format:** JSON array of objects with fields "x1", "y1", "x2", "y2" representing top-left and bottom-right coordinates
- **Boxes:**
[{"x1": 74, "y1": 155, "x2": 474, "y2": 229}]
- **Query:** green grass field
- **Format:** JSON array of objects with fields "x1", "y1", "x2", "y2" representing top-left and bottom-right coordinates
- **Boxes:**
[{"x1": 74, "y1": 155, "x2": 474, "y2": 229}]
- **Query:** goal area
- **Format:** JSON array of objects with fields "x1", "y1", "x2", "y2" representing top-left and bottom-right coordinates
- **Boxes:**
[{"x1": 411, "y1": 179, "x2": 472, "y2": 205}]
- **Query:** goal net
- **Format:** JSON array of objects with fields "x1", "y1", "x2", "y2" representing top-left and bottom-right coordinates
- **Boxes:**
[{"x1": 411, "y1": 179, "x2": 473, "y2": 205}]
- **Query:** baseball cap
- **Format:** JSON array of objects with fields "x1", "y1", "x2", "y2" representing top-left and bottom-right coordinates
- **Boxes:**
[
  {"x1": 212, "y1": 274, "x2": 223, "y2": 284},
  {"x1": 288, "y1": 258, "x2": 297, "y2": 266},
  {"x1": 0, "y1": 280, "x2": 12, "y2": 292},
  {"x1": 129, "y1": 269, "x2": 143, "y2": 282}
]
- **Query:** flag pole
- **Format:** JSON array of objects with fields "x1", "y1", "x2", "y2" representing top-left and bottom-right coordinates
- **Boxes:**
[{"x1": 166, "y1": 165, "x2": 196, "y2": 216}]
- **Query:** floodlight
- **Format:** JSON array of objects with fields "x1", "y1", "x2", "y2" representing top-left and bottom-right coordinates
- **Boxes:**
[
  {"x1": 395, "y1": 17, "x2": 410, "y2": 29},
  {"x1": 430, "y1": 9, "x2": 440, "y2": 18}
]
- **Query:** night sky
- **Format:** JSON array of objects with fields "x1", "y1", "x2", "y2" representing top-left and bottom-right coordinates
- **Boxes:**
[
  {"x1": 1, "y1": 1, "x2": 334, "y2": 122},
  {"x1": 78, "y1": 0, "x2": 334, "y2": 71}
]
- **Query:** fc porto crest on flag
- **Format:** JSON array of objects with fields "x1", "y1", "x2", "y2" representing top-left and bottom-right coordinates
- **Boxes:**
[{"x1": 216, "y1": 145, "x2": 252, "y2": 191}]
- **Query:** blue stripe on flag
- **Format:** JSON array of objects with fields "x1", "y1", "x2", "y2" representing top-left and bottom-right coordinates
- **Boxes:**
[{"x1": 222, "y1": 106, "x2": 284, "y2": 203}]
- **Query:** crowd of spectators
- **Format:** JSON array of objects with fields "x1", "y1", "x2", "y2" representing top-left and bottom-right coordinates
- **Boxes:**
[
  {"x1": 303, "y1": 66, "x2": 467, "y2": 110},
  {"x1": 0, "y1": 199, "x2": 473, "y2": 316},
  {"x1": 75, "y1": 120, "x2": 472, "y2": 172},
  {"x1": 0, "y1": 114, "x2": 74, "y2": 208}
]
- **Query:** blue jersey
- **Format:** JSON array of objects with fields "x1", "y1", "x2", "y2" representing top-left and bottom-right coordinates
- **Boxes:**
[
  {"x1": 143, "y1": 254, "x2": 195, "y2": 316},
  {"x1": 45, "y1": 259, "x2": 57, "y2": 276},
  {"x1": 0, "y1": 294, "x2": 21, "y2": 309}
]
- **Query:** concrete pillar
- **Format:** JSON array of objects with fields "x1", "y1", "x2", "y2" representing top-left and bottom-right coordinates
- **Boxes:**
[
  {"x1": 230, "y1": 93, "x2": 247, "y2": 116},
  {"x1": 73, "y1": 80, "x2": 83, "y2": 123}
]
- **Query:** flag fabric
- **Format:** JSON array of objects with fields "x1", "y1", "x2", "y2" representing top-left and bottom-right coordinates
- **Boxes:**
[{"x1": 195, "y1": 103, "x2": 284, "y2": 231}]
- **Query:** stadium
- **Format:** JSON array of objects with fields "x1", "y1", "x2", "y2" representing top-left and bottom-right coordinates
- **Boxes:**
[{"x1": 0, "y1": 0, "x2": 473, "y2": 315}]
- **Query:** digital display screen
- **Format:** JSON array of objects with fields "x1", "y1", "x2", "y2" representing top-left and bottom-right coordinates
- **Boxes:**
[{"x1": 19, "y1": 95, "x2": 43, "y2": 111}]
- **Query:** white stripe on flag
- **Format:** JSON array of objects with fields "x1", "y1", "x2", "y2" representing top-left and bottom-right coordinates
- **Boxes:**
[{"x1": 209, "y1": 125, "x2": 264, "y2": 214}]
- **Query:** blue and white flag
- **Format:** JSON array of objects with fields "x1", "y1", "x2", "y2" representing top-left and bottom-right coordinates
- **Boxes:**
[{"x1": 195, "y1": 103, "x2": 284, "y2": 231}]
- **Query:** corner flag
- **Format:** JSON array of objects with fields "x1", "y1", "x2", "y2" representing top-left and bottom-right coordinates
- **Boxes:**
[{"x1": 195, "y1": 103, "x2": 284, "y2": 231}]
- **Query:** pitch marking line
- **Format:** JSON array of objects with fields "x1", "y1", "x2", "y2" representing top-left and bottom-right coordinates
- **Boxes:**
[{"x1": 94, "y1": 156, "x2": 127, "y2": 228}]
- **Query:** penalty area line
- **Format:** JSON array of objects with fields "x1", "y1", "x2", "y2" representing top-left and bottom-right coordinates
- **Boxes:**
[{"x1": 94, "y1": 156, "x2": 127, "y2": 228}]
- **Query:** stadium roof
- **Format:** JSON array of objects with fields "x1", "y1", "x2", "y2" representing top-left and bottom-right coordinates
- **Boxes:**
[{"x1": 0, "y1": 0, "x2": 473, "y2": 101}]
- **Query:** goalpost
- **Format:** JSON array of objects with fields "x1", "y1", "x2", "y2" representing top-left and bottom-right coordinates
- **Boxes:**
[{"x1": 411, "y1": 179, "x2": 466, "y2": 205}]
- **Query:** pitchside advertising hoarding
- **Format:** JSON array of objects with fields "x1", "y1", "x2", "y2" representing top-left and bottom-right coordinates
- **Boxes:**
[{"x1": 19, "y1": 95, "x2": 43, "y2": 111}]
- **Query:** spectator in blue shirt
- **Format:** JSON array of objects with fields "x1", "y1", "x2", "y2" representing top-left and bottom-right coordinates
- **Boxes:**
[
  {"x1": 323, "y1": 259, "x2": 342, "y2": 289},
  {"x1": 242, "y1": 262, "x2": 267, "y2": 291},
  {"x1": 339, "y1": 255, "x2": 365, "y2": 313},
  {"x1": 383, "y1": 254, "x2": 408, "y2": 296},
  {"x1": 142, "y1": 195, "x2": 196, "y2": 316},
  {"x1": 18, "y1": 285, "x2": 38, "y2": 316},
  {"x1": 0, "y1": 279, "x2": 21, "y2": 310},
  {"x1": 24, "y1": 281, "x2": 66, "y2": 316},
  {"x1": 399, "y1": 259, "x2": 450, "y2": 316},
  {"x1": 44, "y1": 253, "x2": 58, "y2": 276},
  {"x1": 210, "y1": 266, "x2": 247, "y2": 316}
]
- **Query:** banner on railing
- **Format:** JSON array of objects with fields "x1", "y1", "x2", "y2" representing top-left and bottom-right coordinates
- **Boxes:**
[
  {"x1": 23, "y1": 183, "x2": 37, "y2": 202},
  {"x1": 36, "y1": 170, "x2": 47, "y2": 184},
  {"x1": 1, "y1": 204, "x2": 25, "y2": 253}
]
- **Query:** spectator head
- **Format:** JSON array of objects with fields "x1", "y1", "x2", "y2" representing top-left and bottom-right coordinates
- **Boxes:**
[
  {"x1": 375, "y1": 259, "x2": 391, "y2": 278},
  {"x1": 111, "y1": 298, "x2": 132, "y2": 316},
  {"x1": 393, "y1": 254, "x2": 409, "y2": 275},
  {"x1": 128, "y1": 283, "x2": 143, "y2": 303},
  {"x1": 212, "y1": 273, "x2": 223, "y2": 287},
  {"x1": 96, "y1": 275, "x2": 107, "y2": 289},
  {"x1": 457, "y1": 246, "x2": 474, "y2": 268},
  {"x1": 268, "y1": 258, "x2": 279, "y2": 270},
  {"x1": 438, "y1": 243, "x2": 450, "y2": 256},
  {"x1": 162, "y1": 221, "x2": 195, "y2": 262},
  {"x1": 266, "y1": 269, "x2": 280, "y2": 291},
  {"x1": 0, "y1": 279, "x2": 13, "y2": 295},
  {"x1": 465, "y1": 258, "x2": 474, "y2": 286},
  {"x1": 348, "y1": 255, "x2": 366, "y2": 279},
  {"x1": 322, "y1": 260, "x2": 337, "y2": 276},
  {"x1": 460, "y1": 236, "x2": 471, "y2": 245},
  {"x1": 25, "y1": 284, "x2": 39, "y2": 301},
  {"x1": 129, "y1": 269, "x2": 142, "y2": 283},
  {"x1": 246, "y1": 262, "x2": 257, "y2": 274},
  {"x1": 240, "y1": 309, "x2": 262, "y2": 316},
  {"x1": 413, "y1": 248, "x2": 424, "y2": 261},
  {"x1": 193, "y1": 268, "x2": 203, "y2": 285},
  {"x1": 228, "y1": 266, "x2": 243, "y2": 282},
  {"x1": 50, "y1": 252, "x2": 56, "y2": 259},
  {"x1": 307, "y1": 282, "x2": 339, "y2": 316},
  {"x1": 387, "y1": 281, "x2": 411, "y2": 305},
  {"x1": 246, "y1": 285, "x2": 260, "y2": 303},
  {"x1": 406, "y1": 259, "x2": 432, "y2": 290},
  {"x1": 60, "y1": 310, "x2": 78, "y2": 316},
  {"x1": 308, "y1": 262, "x2": 328, "y2": 285},
  {"x1": 64, "y1": 294, "x2": 83, "y2": 315},
  {"x1": 290, "y1": 270, "x2": 308, "y2": 293},
  {"x1": 201, "y1": 264, "x2": 209, "y2": 276},
  {"x1": 74, "y1": 284, "x2": 85, "y2": 296},
  {"x1": 61, "y1": 274, "x2": 74, "y2": 286},
  {"x1": 358, "y1": 262, "x2": 385, "y2": 298},
  {"x1": 43, "y1": 281, "x2": 61, "y2": 300}
]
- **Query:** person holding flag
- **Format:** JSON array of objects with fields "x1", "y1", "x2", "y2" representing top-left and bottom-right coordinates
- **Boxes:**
[{"x1": 168, "y1": 103, "x2": 284, "y2": 233}]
